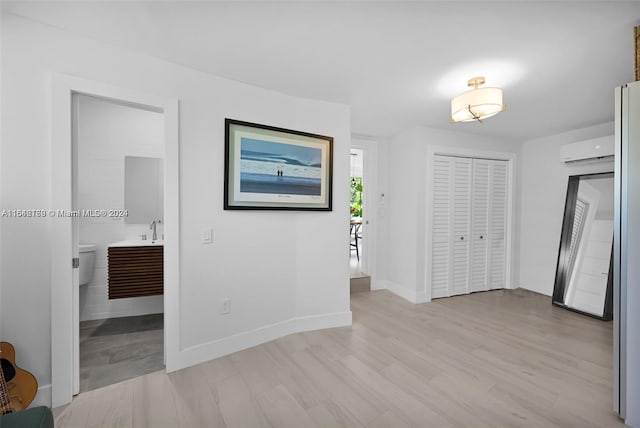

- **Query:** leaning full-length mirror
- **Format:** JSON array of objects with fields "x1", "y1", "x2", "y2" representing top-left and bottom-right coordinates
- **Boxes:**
[{"x1": 553, "y1": 172, "x2": 614, "y2": 320}]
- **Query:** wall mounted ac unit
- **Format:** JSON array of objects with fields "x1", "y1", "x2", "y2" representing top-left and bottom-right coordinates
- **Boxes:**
[{"x1": 560, "y1": 135, "x2": 614, "y2": 164}]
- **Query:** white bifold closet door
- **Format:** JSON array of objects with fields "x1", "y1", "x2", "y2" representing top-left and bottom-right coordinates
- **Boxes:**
[{"x1": 431, "y1": 155, "x2": 508, "y2": 298}]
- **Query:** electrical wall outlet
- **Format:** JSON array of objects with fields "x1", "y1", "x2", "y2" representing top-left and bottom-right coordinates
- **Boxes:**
[{"x1": 220, "y1": 298, "x2": 231, "y2": 315}]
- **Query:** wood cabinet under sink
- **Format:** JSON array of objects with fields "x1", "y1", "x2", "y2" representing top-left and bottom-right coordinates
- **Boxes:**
[{"x1": 108, "y1": 245, "x2": 163, "y2": 299}]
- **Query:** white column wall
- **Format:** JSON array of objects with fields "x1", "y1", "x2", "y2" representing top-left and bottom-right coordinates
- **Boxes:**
[{"x1": 0, "y1": 14, "x2": 351, "y2": 406}]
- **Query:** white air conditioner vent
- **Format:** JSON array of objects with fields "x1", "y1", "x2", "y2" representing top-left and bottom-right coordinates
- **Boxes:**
[{"x1": 560, "y1": 136, "x2": 614, "y2": 164}]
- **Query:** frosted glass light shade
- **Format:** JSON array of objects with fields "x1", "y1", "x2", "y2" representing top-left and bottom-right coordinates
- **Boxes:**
[{"x1": 451, "y1": 87, "x2": 504, "y2": 122}]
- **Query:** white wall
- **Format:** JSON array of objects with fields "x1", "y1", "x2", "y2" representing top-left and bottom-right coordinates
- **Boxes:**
[
  {"x1": 519, "y1": 122, "x2": 614, "y2": 296},
  {"x1": 376, "y1": 126, "x2": 520, "y2": 302},
  {"x1": 0, "y1": 13, "x2": 351, "y2": 406},
  {"x1": 374, "y1": 137, "x2": 391, "y2": 287},
  {"x1": 77, "y1": 95, "x2": 165, "y2": 321}
]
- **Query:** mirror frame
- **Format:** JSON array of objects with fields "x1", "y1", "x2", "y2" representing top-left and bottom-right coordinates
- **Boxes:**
[{"x1": 552, "y1": 172, "x2": 614, "y2": 321}]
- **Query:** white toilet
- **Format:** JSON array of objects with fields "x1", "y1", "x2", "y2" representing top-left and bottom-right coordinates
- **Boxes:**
[{"x1": 78, "y1": 243, "x2": 97, "y2": 286}]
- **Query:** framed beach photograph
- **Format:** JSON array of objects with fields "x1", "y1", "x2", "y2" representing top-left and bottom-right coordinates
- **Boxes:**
[{"x1": 224, "y1": 119, "x2": 333, "y2": 211}]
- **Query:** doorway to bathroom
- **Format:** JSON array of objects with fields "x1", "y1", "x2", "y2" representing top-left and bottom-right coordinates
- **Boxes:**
[
  {"x1": 74, "y1": 94, "x2": 165, "y2": 392},
  {"x1": 50, "y1": 75, "x2": 179, "y2": 407}
]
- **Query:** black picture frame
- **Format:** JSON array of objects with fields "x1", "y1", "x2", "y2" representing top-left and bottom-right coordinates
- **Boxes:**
[
  {"x1": 552, "y1": 172, "x2": 614, "y2": 321},
  {"x1": 224, "y1": 119, "x2": 333, "y2": 211}
]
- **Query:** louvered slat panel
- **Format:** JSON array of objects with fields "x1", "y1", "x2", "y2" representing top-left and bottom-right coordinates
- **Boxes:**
[
  {"x1": 451, "y1": 157, "x2": 471, "y2": 295},
  {"x1": 568, "y1": 199, "x2": 587, "y2": 265},
  {"x1": 470, "y1": 159, "x2": 489, "y2": 292},
  {"x1": 108, "y1": 246, "x2": 164, "y2": 299},
  {"x1": 432, "y1": 156, "x2": 452, "y2": 296},
  {"x1": 431, "y1": 155, "x2": 508, "y2": 299},
  {"x1": 488, "y1": 161, "x2": 508, "y2": 289}
]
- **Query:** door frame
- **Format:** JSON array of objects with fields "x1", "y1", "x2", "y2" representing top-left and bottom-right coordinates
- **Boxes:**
[
  {"x1": 50, "y1": 74, "x2": 179, "y2": 407},
  {"x1": 351, "y1": 136, "x2": 379, "y2": 288},
  {"x1": 424, "y1": 145, "x2": 516, "y2": 302}
]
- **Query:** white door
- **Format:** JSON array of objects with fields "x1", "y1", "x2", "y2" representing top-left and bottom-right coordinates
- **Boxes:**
[
  {"x1": 431, "y1": 155, "x2": 472, "y2": 297},
  {"x1": 431, "y1": 155, "x2": 452, "y2": 298},
  {"x1": 431, "y1": 155, "x2": 508, "y2": 298},
  {"x1": 470, "y1": 159, "x2": 490, "y2": 292},
  {"x1": 450, "y1": 157, "x2": 472, "y2": 296},
  {"x1": 487, "y1": 160, "x2": 508, "y2": 290}
]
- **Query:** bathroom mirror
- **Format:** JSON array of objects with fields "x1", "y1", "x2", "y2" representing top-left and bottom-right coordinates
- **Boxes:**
[
  {"x1": 124, "y1": 156, "x2": 163, "y2": 224},
  {"x1": 552, "y1": 172, "x2": 614, "y2": 320}
]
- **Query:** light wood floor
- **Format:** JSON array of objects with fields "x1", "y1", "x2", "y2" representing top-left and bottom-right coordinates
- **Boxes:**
[{"x1": 53, "y1": 289, "x2": 626, "y2": 427}]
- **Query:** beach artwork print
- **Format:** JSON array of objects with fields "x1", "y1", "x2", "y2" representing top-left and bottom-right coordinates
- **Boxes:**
[
  {"x1": 225, "y1": 119, "x2": 333, "y2": 210},
  {"x1": 239, "y1": 137, "x2": 322, "y2": 196}
]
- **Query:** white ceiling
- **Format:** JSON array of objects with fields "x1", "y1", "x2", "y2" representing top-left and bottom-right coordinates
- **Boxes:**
[{"x1": 4, "y1": 1, "x2": 640, "y2": 141}]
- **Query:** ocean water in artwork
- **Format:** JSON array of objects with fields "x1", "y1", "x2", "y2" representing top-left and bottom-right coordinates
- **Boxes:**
[{"x1": 239, "y1": 137, "x2": 322, "y2": 196}]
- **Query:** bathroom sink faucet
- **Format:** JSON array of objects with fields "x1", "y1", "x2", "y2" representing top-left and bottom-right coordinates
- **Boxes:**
[{"x1": 150, "y1": 220, "x2": 157, "y2": 241}]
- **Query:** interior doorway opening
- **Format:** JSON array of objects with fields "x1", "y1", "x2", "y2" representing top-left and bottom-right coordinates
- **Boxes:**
[
  {"x1": 350, "y1": 148, "x2": 365, "y2": 278},
  {"x1": 74, "y1": 94, "x2": 165, "y2": 393},
  {"x1": 349, "y1": 137, "x2": 378, "y2": 293},
  {"x1": 51, "y1": 74, "x2": 179, "y2": 408}
]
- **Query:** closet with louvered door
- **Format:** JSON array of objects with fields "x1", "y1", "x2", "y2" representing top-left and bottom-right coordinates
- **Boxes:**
[{"x1": 431, "y1": 155, "x2": 508, "y2": 298}]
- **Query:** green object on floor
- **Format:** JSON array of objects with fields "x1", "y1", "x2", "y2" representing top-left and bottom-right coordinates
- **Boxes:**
[{"x1": 0, "y1": 406, "x2": 54, "y2": 428}]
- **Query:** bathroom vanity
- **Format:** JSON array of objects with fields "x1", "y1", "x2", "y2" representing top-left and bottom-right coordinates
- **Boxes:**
[{"x1": 107, "y1": 241, "x2": 163, "y2": 299}]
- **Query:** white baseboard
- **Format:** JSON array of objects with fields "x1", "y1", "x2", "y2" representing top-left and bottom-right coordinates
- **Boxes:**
[
  {"x1": 167, "y1": 310, "x2": 352, "y2": 373},
  {"x1": 32, "y1": 384, "x2": 52, "y2": 408},
  {"x1": 377, "y1": 280, "x2": 430, "y2": 304},
  {"x1": 415, "y1": 290, "x2": 429, "y2": 303},
  {"x1": 517, "y1": 284, "x2": 552, "y2": 296}
]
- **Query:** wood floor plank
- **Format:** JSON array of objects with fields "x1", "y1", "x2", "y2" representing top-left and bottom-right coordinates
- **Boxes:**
[
  {"x1": 255, "y1": 384, "x2": 317, "y2": 428},
  {"x1": 229, "y1": 345, "x2": 283, "y2": 396},
  {"x1": 263, "y1": 342, "x2": 326, "y2": 411},
  {"x1": 85, "y1": 377, "x2": 134, "y2": 428},
  {"x1": 53, "y1": 289, "x2": 626, "y2": 428},
  {"x1": 288, "y1": 348, "x2": 385, "y2": 426},
  {"x1": 168, "y1": 363, "x2": 226, "y2": 428},
  {"x1": 198, "y1": 355, "x2": 238, "y2": 385},
  {"x1": 367, "y1": 410, "x2": 412, "y2": 428},
  {"x1": 380, "y1": 361, "x2": 482, "y2": 427},
  {"x1": 215, "y1": 374, "x2": 271, "y2": 428},
  {"x1": 131, "y1": 370, "x2": 180, "y2": 428},
  {"x1": 306, "y1": 400, "x2": 365, "y2": 428},
  {"x1": 338, "y1": 354, "x2": 452, "y2": 427},
  {"x1": 53, "y1": 389, "x2": 92, "y2": 428}
]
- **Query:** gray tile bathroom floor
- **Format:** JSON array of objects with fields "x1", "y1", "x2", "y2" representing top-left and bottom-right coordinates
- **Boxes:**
[{"x1": 79, "y1": 313, "x2": 164, "y2": 393}]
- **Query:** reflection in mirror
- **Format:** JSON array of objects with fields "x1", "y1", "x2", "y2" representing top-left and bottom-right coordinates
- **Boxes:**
[
  {"x1": 553, "y1": 172, "x2": 613, "y2": 320},
  {"x1": 124, "y1": 156, "x2": 164, "y2": 224}
]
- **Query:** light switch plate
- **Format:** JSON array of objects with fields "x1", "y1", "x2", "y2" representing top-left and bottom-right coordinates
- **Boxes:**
[
  {"x1": 202, "y1": 228, "x2": 212, "y2": 244},
  {"x1": 220, "y1": 298, "x2": 231, "y2": 314}
]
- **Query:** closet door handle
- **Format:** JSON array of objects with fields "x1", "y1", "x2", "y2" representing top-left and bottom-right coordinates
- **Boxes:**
[
  {"x1": 460, "y1": 236, "x2": 465, "y2": 241},
  {"x1": 480, "y1": 235, "x2": 484, "y2": 240}
]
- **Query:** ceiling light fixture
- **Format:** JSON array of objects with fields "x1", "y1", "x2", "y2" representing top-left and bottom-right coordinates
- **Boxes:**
[{"x1": 450, "y1": 76, "x2": 505, "y2": 123}]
